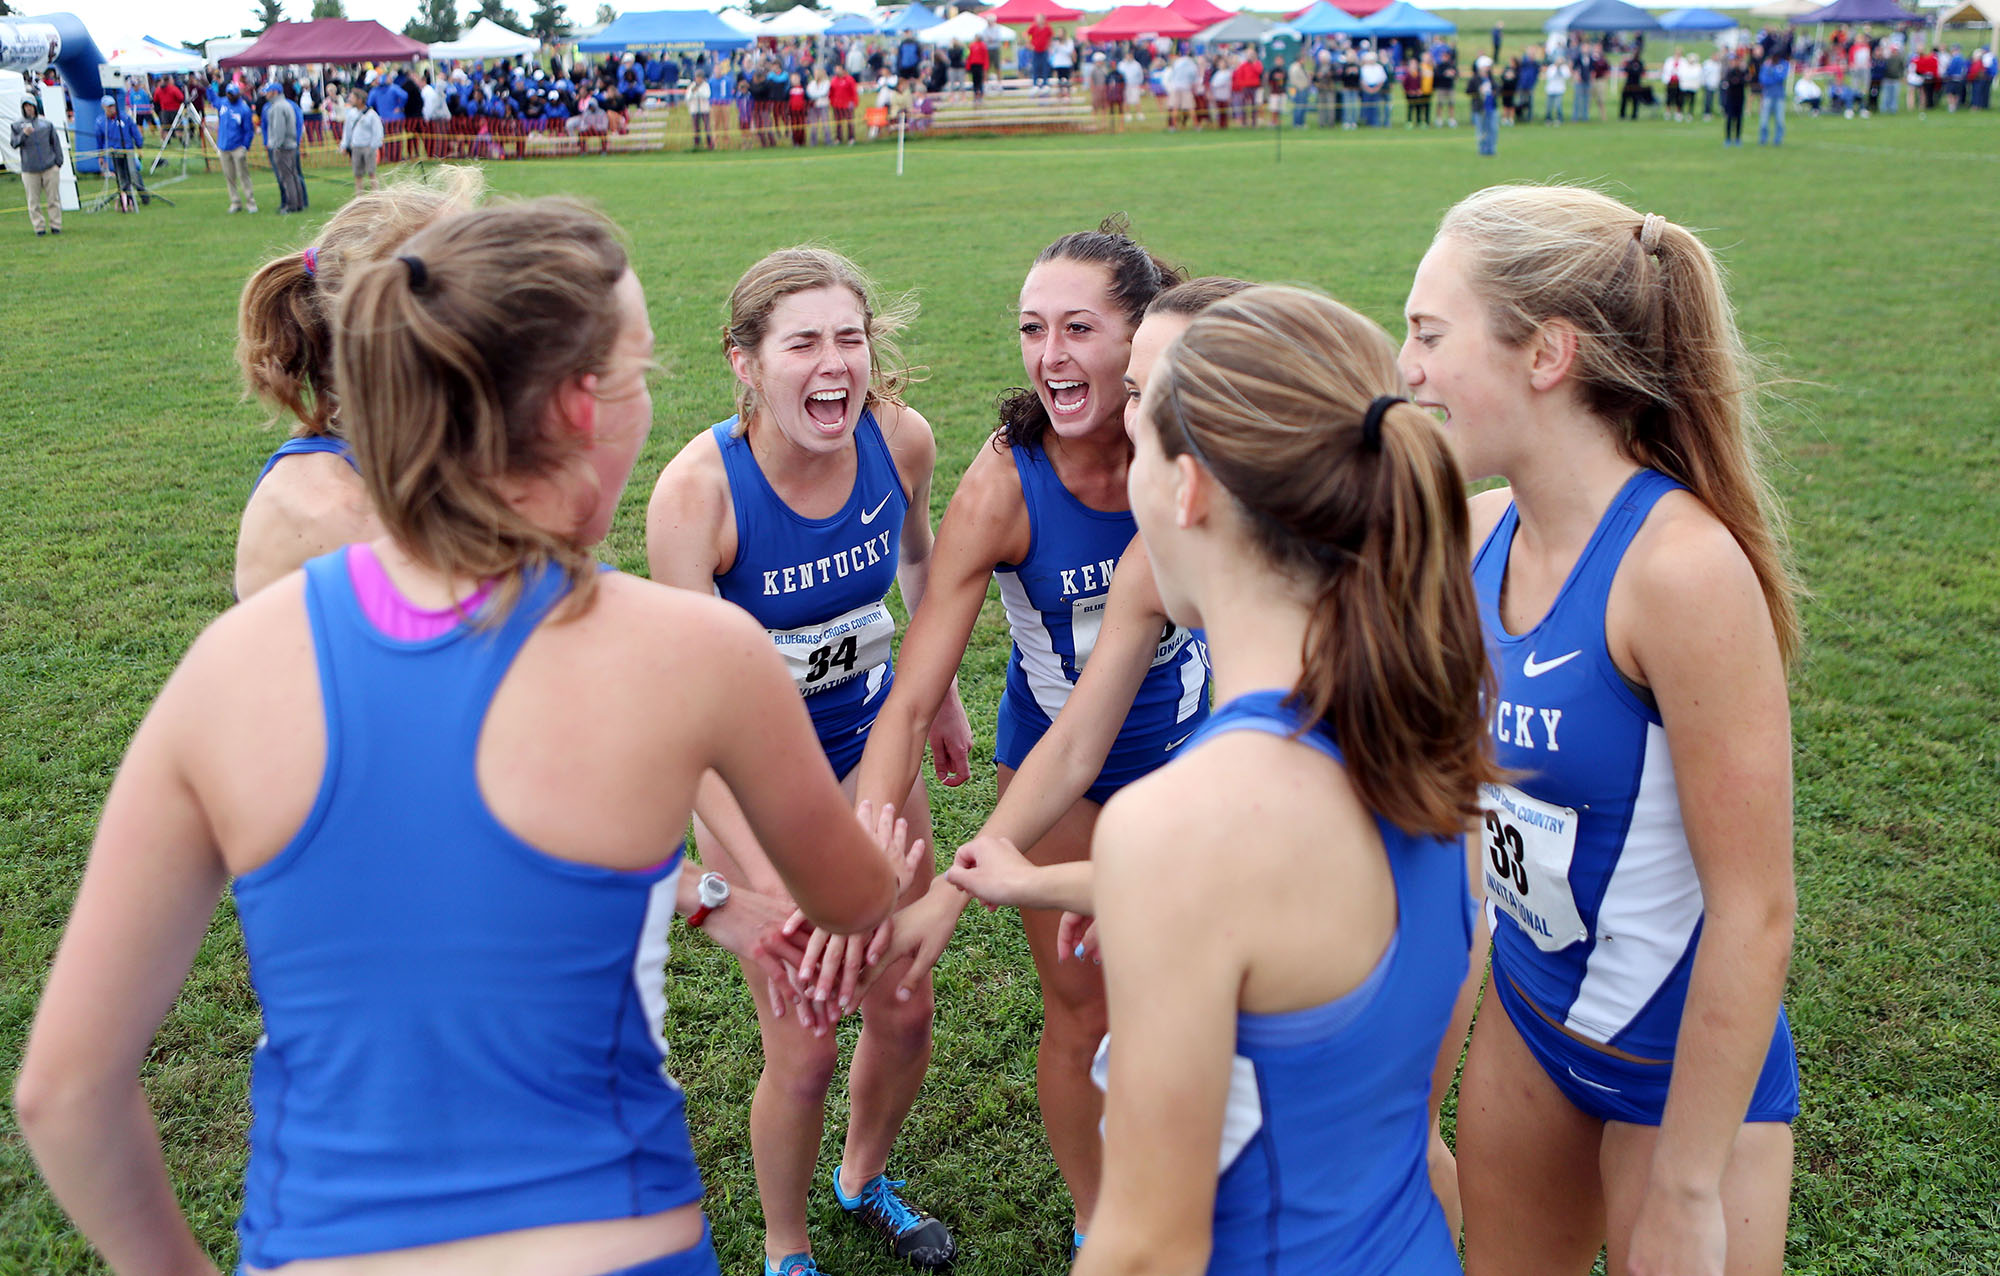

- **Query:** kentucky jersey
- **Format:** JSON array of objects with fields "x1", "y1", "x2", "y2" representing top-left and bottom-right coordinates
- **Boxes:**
[
  {"x1": 1092, "y1": 691, "x2": 1469, "y2": 1275},
  {"x1": 1473, "y1": 469, "x2": 1731, "y2": 1060},
  {"x1": 711, "y1": 412, "x2": 908, "y2": 776},
  {"x1": 992, "y1": 442, "x2": 1209, "y2": 802}
]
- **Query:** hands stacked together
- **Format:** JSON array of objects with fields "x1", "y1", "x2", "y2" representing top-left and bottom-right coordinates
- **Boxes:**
[{"x1": 697, "y1": 812, "x2": 1098, "y2": 1039}]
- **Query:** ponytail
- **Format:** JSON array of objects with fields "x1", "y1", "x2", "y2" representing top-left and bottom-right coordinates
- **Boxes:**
[
  {"x1": 333, "y1": 198, "x2": 630, "y2": 621},
  {"x1": 1439, "y1": 184, "x2": 1802, "y2": 665},
  {"x1": 1155, "y1": 286, "x2": 1495, "y2": 836},
  {"x1": 235, "y1": 165, "x2": 485, "y2": 438}
]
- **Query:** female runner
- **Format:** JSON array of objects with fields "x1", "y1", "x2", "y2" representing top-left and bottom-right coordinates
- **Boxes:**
[
  {"x1": 1077, "y1": 285, "x2": 1492, "y2": 1274},
  {"x1": 1402, "y1": 185, "x2": 1801, "y2": 1276},
  {"x1": 232, "y1": 165, "x2": 482, "y2": 599},
  {"x1": 17, "y1": 200, "x2": 918, "y2": 1276},
  {"x1": 850, "y1": 220, "x2": 1210, "y2": 1254},
  {"x1": 645, "y1": 248, "x2": 970, "y2": 1276}
]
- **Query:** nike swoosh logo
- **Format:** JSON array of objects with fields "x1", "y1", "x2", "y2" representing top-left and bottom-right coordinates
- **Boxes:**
[
  {"x1": 859, "y1": 495, "x2": 893, "y2": 525},
  {"x1": 1165, "y1": 731, "x2": 1196, "y2": 751},
  {"x1": 1567, "y1": 1067, "x2": 1622, "y2": 1094},
  {"x1": 1523, "y1": 649, "x2": 1582, "y2": 678}
]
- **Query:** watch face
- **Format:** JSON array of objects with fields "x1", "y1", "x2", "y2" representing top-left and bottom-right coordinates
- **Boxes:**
[{"x1": 698, "y1": 872, "x2": 730, "y2": 909}]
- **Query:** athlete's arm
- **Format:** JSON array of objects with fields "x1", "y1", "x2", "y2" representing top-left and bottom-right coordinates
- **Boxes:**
[
  {"x1": 1425, "y1": 835, "x2": 1490, "y2": 1239},
  {"x1": 947, "y1": 834, "x2": 1094, "y2": 915},
  {"x1": 977, "y1": 534, "x2": 1164, "y2": 853},
  {"x1": 1615, "y1": 503, "x2": 1796, "y2": 1276},
  {"x1": 883, "y1": 402, "x2": 972, "y2": 787},
  {"x1": 853, "y1": 436, "x2": 1029, "y2": 812},
  {"x1": 693, "y1": 600, "x2": 907, "y2": 936},
  {"x1": 1074, "y1": 783, "x2": 1243, "y2": 1276},
  {"x1": 645, "y1": 435, "x2": 793, "y2": 898},
  {"x1": 16, "y1": 643, "x2": 232, "y2": 1276}
]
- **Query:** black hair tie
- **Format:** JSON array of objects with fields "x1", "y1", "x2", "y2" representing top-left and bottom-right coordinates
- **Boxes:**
[
  {"x1": 399, "y1": 254, "x2": 430, "y2": 292},
  {"x1": 1361, "y1": 396, "x2": 1404, "y2": 453}
]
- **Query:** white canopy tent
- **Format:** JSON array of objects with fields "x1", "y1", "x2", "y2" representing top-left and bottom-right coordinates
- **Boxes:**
[
  {"x1": 1933, "y1": 0, "x2": 1998, "y2": 25},
  {"x1": 918, "y1": 11, "x2": 1015, "y2": 42},
  {"x1": 100, "y1": 37, "x2": 205, "y2": 75},
  {"x1": 202, "y1": 36, "x2": 258, "y2": 67},
  {"x1": 761, "y1": 4, "x2": 835, "y2": 35},
  {"x1": 426, "y1": 19, "x2": 540, "y2": 60},
  {"x1": 717, "y1": 8, "x2": 766, "y2": 34}
]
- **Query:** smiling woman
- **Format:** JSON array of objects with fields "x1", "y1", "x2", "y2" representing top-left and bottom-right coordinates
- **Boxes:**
[{"x1": 644, "y1": 247, "x2": 969, "y2": 1276}]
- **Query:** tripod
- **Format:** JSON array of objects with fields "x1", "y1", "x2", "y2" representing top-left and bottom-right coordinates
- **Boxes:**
[{"x1": 148, "y1": 99, "x2": 215, "y2": 175}]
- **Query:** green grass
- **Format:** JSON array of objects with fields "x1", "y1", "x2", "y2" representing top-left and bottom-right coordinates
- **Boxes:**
[{"x1": 4, "y1": 109, "x2": 1999, "y2": 1275}]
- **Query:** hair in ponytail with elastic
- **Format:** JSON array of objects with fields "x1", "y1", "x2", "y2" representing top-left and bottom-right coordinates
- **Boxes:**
[
  {"x1": 333, "y1": 198, "x2": 631, "y2": 620},
  {"x1": 237, "y1": 165, "x2": 484, "y2": 437},
  {"x1": 1151, "y1": 285, "x2": 1496, "y2": 836},
  {"x1": 1439, "y1": 184, "x2": 1802, "y2": 665},
  {"x1": 996, "y1": 214, "x2": 1184, "y2": 453}
]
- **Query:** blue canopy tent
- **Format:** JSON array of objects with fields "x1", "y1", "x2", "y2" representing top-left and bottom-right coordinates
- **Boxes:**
[
  {"x1": 577, "y1": 9, "x2": 752, "y2": 53},
  {"x1": 1544, "y1": 0, "x2": 1663, "y2": 32},
  {"x1": 877, "y1": 4, "x2": 945, "y2": 32},
  {"x1": 1790, "y1": 0, "x2": 1922, "y2": 22},
  {"x1": 1362, "y1": 1, "x2": 1455, "y2": 37},
  {"x1": 1658, "y1": 6, "x2": 1739, "y2": 28},
  {"x1": 1290, "y1": 1, "x2": 1370, "y2": 35},
  {"x1": 826, "y1": 12, "x2": 881, "y2": 34}
]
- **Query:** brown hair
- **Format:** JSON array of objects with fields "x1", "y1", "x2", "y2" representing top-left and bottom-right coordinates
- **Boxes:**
[
  {"x1": 1152, "y1": 285, "x2": 1496, "y2": 836},
  {"x1": 721, "y1": 246, "x2": 917, "y2": 429},
  {"x1": 1439, "y1": 184, "x2": 1802, "y2": 665},
  {"x1": 237, "y1": 165, "x2": 484, "y2": 438},
  {"x1": 1146, "y1": 275, "x2": 1254, "y2": 319},
  {"x1": 996, "y1": 215, "x2": 1184, "y2": 453},
  {"x1": 333, "y1": 198, "x2": 632, "y2": 619}
]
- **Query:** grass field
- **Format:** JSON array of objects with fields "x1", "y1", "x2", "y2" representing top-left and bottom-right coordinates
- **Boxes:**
[{"x1": 3, "y1": 108, "x2": 1998, "y2": 1275}]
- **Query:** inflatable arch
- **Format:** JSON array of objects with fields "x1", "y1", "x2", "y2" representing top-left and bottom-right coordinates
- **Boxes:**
[{"x1": 2, "y1": 13, "x2": 110, "y2": 172}]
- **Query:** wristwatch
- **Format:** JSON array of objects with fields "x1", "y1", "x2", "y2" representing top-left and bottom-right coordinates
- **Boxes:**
[{"x1": 686, "y1": 871, "x2": 731, "y2": 929}]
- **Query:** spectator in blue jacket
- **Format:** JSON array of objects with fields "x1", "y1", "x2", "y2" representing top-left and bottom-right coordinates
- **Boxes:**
[
  {"x1": 217, "y1": 84, "x2": 258, "y2": 212},
  {"x1": 1757, "y1": 52, "x2": 1787, "y2": 144},
  {"x1": 96, "y1": 95, "x2": 150, "y2": 210}
]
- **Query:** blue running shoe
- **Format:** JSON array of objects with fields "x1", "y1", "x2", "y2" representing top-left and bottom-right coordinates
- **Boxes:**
[
  {"x1": 765, "y1": 1252, "x2": 825, "y2": 1276},
  {"x1": 831, "y1": 1165, "x2": 957, "y2": 1269}
]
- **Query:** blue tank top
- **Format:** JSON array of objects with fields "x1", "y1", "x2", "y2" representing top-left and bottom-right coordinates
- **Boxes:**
[
  {"x1": 1094, "y1": 691, "x2": 1469, "y2": 1276},
  {"x1": 231, "y1": 552, "x2": 701, "y2": 1267},
  {"x1": 711, "y1": 412, "x2": 907, "y2": 763},
  {"x1": 992, "y1": 442, "x2": 1209, "y2": 742},
  {"x1": 1472, "y1": 468, "x2": 1708, "y2": 1059},
  {"x1": 252, "y1": 435, "x2": 357, "y2": 493}
]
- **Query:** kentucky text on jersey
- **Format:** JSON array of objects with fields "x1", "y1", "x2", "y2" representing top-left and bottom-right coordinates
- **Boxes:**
[
  {"x1": 762, "y1": 528, "x2": 894, "y2": 596},
  {"x1": 1491, "y1": 700, "x2": 1564, "y2": 751},
  {"x1": 1058, "y1": 557, "x2": 1120, "y2": 598}
]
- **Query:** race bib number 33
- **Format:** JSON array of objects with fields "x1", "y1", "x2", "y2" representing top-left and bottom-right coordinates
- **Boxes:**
[{"x1": 1480, "y1": 782, "x2": 1590, "y2": 953}]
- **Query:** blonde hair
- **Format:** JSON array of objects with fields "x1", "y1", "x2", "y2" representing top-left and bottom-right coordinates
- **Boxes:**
[
  {"x1": 1152, "y1": 285, "x2": 1496, "y2": 836},
  {"x1": 333, "y1": 199, "x2": 631, "y2": 620},
  {"x1": 237, "y1": 165, "x2": 485, "y2": 438},
  {"x1": 721, "y1": 246, "x2": 917, "y2": 429},
  {"x1": 1438, "y1": 184, "x2": 1802, "y2": 665}
]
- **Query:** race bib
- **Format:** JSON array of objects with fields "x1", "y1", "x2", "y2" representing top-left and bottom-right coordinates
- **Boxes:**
[
  {"x1": 1480, "y1": 782, "x2": 1590, "y2": 953},
  {"x1": 1070, "y1": 594, "x2": 1107, "y2": 674},
  {"x1": 768, "y1": 601, "x2": 895, "y2": 696}
]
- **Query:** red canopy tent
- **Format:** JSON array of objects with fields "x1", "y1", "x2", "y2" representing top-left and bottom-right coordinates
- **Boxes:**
[
  {"x1": 1285, "y1": 0, "x2": 1392, "y2": 15},
  {"x1": 1079, "y1": 3, "x2": 1203, "y2": 39},
  {"x1": 988, "y1": 0, "x2": 1087, "y2": 21},
  {"x1": 219, "y1": 19, "x2": 429, "y2": 67},
  {"x1": 1167, "y1": 0, "x2": 1233, "y2": 24}
]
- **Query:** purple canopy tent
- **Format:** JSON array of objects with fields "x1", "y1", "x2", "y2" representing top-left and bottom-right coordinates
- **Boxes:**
[{"x1": 1790, "y1": 0, "x2": 1922, "y2": 22}]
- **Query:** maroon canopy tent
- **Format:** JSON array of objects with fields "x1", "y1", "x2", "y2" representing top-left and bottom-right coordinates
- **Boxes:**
[
  {"x1": 219, "y1": 20, "x2": 429, "y2": 67},
  {"x1": 1079, "y1": 4, "x2": 1203, "y2": 39}
]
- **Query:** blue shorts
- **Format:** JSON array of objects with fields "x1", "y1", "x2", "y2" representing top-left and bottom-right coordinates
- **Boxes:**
[
  {"x1": 1493, "y1": 971, "x2": 1800, "y2": 1126},
  {"x1": 237, "y1": 1221, "x2": 718, "y2": 1276},
  {"x1": 993, "y1": 687, "x2": 1191, "y2": 807}
]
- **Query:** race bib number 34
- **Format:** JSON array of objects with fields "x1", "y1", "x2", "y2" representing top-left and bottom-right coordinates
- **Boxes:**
[
  {"x1": 1480, "y1": 782, "x2": 1590, "y2": 953},
  {"x1": 769, "y1": 601, "x2": 895, "y2": 696}
]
